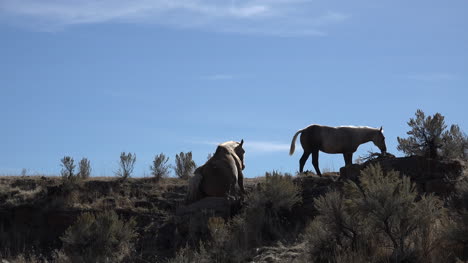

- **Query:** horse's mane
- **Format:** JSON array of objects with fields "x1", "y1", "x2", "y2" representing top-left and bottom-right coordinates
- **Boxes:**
[
  {"x1": 338, "y1": 125, "x2": 383, "y2": 133},
  {"x1": 219, "y1": 141, "x2": 239, "y2": 148},
  {"x1": 306, "y1": 124, "x2": 383, "y2": 132},
  {"x1": 338, "y1": 125, "x2": 376, "y2": 129},
  {"x1": 215, "y1": 141, "x2": 243, "y2": 170}
]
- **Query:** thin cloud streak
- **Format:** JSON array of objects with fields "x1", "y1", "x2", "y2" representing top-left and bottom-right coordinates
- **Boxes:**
[
  {"x1": 0, "y1": 0, "x2": 349, "y2": 36},
  {"x1": 191, "y1": 140, "x2": 290, "y2": 153},
  {"x1": 406, "y1": 73, "x2": 458, "y2": 81},
  {"x1": 201, "y1": 74, "x2": 235, "y2": 80},
  {"x1": 244, "y1": 141, "x2": 290, "y2": 153}
]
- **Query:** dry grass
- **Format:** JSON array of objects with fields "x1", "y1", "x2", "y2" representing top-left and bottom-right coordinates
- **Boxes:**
[{"x1": 0, "y1": 175, "x2": 187, "y2": 211}]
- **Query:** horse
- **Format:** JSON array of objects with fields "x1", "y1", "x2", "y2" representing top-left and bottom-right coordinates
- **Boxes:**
[
  {"x1": 289, "y1": 125, "x2": 387, "y2": 176},
  {"x1": 186, "y1": 140, "x2": 245, "y2": 204}
]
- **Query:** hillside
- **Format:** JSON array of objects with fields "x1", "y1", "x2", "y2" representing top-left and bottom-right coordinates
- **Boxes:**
[{"x1": 0, "y1": 156, "x2": 467, "y2": 263}]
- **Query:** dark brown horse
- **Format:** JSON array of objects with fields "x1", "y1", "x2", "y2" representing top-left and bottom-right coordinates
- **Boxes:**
[
  {"x1": 186, "y1": 140, "x2": 245, "y2": 204},
  {"x1": 289, "y1": 125, "x2": 386, "y2": 176}
]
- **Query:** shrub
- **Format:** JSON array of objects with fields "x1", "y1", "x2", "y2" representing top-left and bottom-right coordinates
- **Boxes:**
[
  {"x1": 115, "y1": 152, "x2": 136, "y2": 179},
  {"x1": 168, "y1": 243, "x2": 211, "y2": 263},
  {"x1": 397, "y1": 109, "x2": 467, "y2": 160},
  {"x1": 60, "y1": 156, "x2": 75, "y2": 179},
  {"x1": 60, "y1": 210, "x2": 137, "y2": 263},
  {"x1": 205, "y1": 217, "x2": 231, "y2": 263},
  {"x1": 77, "y1": 158, "x2": 91, "y2": 179},
  {"x1": 445, "y1": 210, "x2": 468, "y2": 261},
  {"x1": 242, "y1": 171, "x2": 302, "y2": 246},
  {"x1": 169, "y1": 172, "x2": 302, "y2": 263},
  {"x1": 150, "y1": 153, "x2": 170, "y2": 180},
  {"x1": 305, "y1": 164, "x2": 447, "y2": 263},
  {"x1": 174, "y1": 152, "x2": 196, "y2": 179},
  {"x1": 348, "y1": 164, "x2": 446, "y2": 261},
  {"x1": 444, "y1": 179, "x2": 468, "y2": 261}
]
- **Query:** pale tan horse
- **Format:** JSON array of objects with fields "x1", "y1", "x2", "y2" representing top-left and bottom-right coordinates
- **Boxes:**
[
  {"x1": 289, "y1": 125, "x2": 386, "y2": 176},
  {"x1": 186, "y1": 140, "x2": 245, "y2": 204}
]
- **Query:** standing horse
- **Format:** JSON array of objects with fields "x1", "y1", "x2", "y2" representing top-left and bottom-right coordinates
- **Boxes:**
[
  {"x1": 186, "y1": 140, "x2": 245, "y2": 204},
  {"x1": 289, "y1": 125, "x2": 386, "y2": 176}
]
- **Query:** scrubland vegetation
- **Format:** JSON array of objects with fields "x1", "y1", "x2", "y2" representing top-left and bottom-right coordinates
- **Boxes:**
[{"x1": 0, "y1": 110, "x2": 467, "y2": 263}]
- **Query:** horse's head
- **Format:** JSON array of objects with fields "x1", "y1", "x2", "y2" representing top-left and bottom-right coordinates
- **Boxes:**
[
  {"x1": 372, "y1": 127, "x2": 387, "y2": 153},
  {"x1": 234, "y1": 139, "x2": 246, "y2": 170}
]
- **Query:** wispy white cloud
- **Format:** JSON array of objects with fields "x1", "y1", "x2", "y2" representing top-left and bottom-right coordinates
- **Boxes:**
[
  {"x1": 192, "y1": 139, "x2": 289, "y2": 153},
  {"x1": 201, "y1": 74, "x2": 235, "y2": 80},
  {"x1": 244, "y1": 141, "x2": 290, "y2": 153},
  {"x1": 0, "y1": 0, "x2": 349, "y2": 36},
  {"x1": 406, "y1": 73, "x2": 458, "y2": 81}
]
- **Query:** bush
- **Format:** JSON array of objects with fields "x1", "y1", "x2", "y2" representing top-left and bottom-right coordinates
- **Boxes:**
[
  {"x1": 60, "y1": 156, "x2": 75, "y2": 179},
  {"x1": 242, "y1": 171, "x2": 302, "y2": 246},
  {"x1": 174, "y1": 152, "x2": 196, "y2": 179},
  {"x1": 397, "y1": 109, "x2": 467, "y2": 160},
  {"x1": 60, "y1": 210, "x2": 137, "y2": 263},
  {"x1": 305, "y1": 190, "x2": 369, "y2": 262},
  {"x1": 168, "y1": 243, "x2": 211, "y2": 263},
  {"x1": 168, "y1": 171, "x2": 302, "y2": 263},
  {"x1": 150, "y1": 153, "x2": 170, "y2": 180},
  {"x1": 444, "y1": 179, "x2": 468, "y2": 261},
  {"x1": 115, "y1": 152, "x2": 136, "y2": 179},
  {"x1": 305, "y1": 164, "x2": 447, "y2": 263},
  {"x1": 77, "y1": 158, "x2": 91, "y2": 179}
]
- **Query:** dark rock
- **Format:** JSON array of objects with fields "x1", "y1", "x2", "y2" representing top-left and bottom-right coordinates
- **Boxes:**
[
  {"x1": 340, "y1": 156, "x2": 464, "y2": 196},
  {"x1": 292, "y1": 175, "x2": 342, "y2": 220}
]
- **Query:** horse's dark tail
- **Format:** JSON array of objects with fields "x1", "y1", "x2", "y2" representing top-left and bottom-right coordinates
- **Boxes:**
[{"x1": 289, "y1": 129, "x2": 303, "y2": 155}]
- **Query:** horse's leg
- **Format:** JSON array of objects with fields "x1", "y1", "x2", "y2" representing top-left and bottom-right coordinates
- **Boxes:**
[
  {"x1": 311, "y1": 149, "x2": 322, "y2": 176},
  {"x1": 343, "y1": 153, "x2": 353, "y2": 166},
  {"x1": 299, "y1": 151, "x2": 310, "y2": 173},
  {"x1": 238, "y1": 170, "x2": 245, "y2": 200}
]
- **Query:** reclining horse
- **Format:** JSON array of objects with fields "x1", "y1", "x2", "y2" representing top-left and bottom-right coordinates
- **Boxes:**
[
  {"x1": 289, "y1": 125, "x2": 386, "y2": 176},
  {"x1": 186, "y1": 140, "x2": 245, "y2": 204}
]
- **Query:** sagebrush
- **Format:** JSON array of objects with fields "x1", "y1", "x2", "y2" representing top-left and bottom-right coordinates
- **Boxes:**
[{"x1": 60, "y1": 210, "x2": 137, "y2": 263}]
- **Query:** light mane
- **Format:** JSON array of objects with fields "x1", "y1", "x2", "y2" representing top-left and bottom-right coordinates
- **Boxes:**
[
  {"x1": 307, "y1": 124, "x2": 383, "y2": 133},
  {"x1": 338, "y1": 125, "x2": 376, "y2": 129},
  {"x1": 219, "y1": 141, "x2": 239, "y2": 147},
  {"x1": 216, "y1": 141, "x2": 244, "y2": 172}
]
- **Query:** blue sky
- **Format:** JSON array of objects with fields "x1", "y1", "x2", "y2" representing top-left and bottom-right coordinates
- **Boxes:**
[{"x1": 0, "y1": 0, "x2": 467, "y2": 177}]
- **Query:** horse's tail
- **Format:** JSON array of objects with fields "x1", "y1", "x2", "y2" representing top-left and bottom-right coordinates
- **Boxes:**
[
  {"x1": 289, "y1": 129, "x2": 304, "y2": 155},
  {"x1": 186, "y1": 167, "x2": 203, "y2": 204}
]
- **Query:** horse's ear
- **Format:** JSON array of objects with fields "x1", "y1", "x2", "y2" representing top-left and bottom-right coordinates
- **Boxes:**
[
  {"x1": 240, "y1": 139, "x2": 244, "y2": 146},
  {"x1": 379, "y1": 126, "x2": 383, "y2": 132}
]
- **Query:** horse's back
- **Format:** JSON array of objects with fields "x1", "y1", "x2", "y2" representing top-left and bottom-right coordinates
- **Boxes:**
[
  {"x1": 300, "y1": 125, "x2": 352, "y2": 153},
  {"x1": 199, "y1": 150, "x2": 238, "y2": 197},
  {"x1": 300, "y1": 125, "x2": 327, "y2": 150}
]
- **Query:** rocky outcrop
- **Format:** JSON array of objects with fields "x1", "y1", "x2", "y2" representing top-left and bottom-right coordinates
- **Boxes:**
[
  {"x1": 292, "y1": 174, "x2": 342, "y2": 220},
  {"x1": 340, "y1": 156, "x2": 465, "y2": 196}
]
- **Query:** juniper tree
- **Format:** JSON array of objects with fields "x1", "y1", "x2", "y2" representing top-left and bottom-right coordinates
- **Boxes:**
[
  {"x1": 441, "y1": 124, "x2": 468, "y2": 160},
  {"x1": 397, "y1": 109, "x2": 467, "y2": 160}
]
